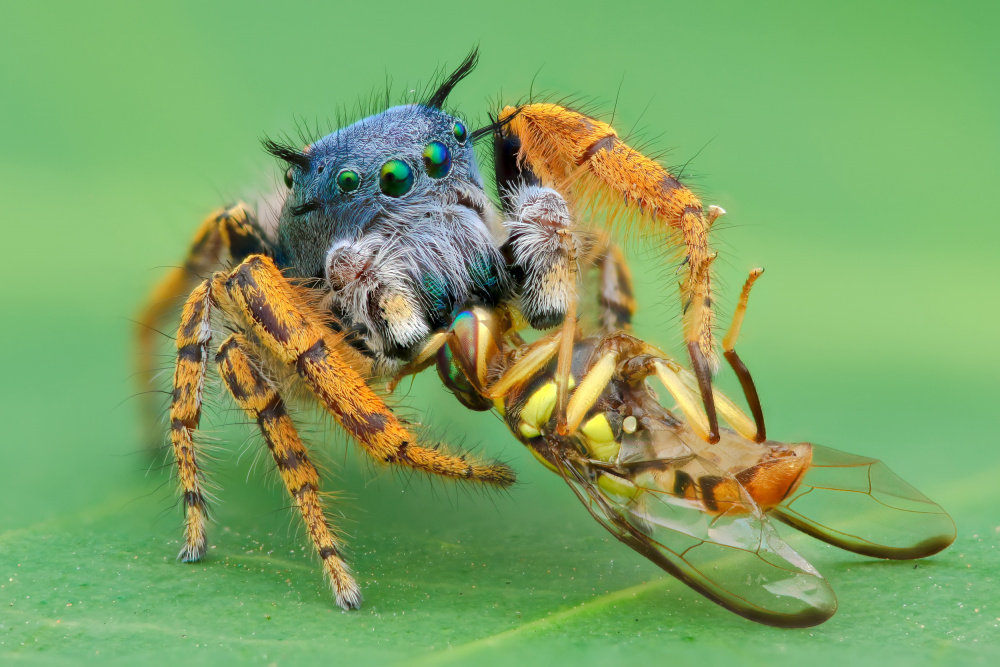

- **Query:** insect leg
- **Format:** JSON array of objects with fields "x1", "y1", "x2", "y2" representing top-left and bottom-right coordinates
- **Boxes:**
[
  {"x1": 594, "y1": 236, "x2": 636, "y2": 333},
  {"x1": 565, "y1": 350, "x2": 618, "y2": 434},
  {"x1": 216, "y1": 255, "x2": 515, "y2": 487},
  {"x1": 630, "y1": 351, "x2": 757, "y2": 443},
  {"x1": 215, "y1": 334, "x2": 361, "y2": 609},
  {"x1": 169, "y1": 280, "x2": 214, "y2": 561},
  {"x1": 136, "y1": 203, "x2": 270, "y2": 449},
  {"x1": 650, "y1": 359, "x2": 712, "y2": 443},
  {"x1": 554, "y1": 294, "x2": 578, "y2": 435},
  {"x1": 487, "y1": 332, "x2": 562, "y2": 399},
  {"x1": 385, "y1": 332, "x2": 450, "y2": 393},
  {"x1": 722, "y1": 268, "x2": 766, "y2": 442},
  {"x1": 685, "y1": 251, "x2": 720, "y2": 443}
]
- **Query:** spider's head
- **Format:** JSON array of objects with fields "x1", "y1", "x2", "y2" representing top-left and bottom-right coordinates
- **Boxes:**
[
  {"x1": 273, "y1": 102, "x2": 486, "y2": 252},
  {"x1": 266, "y1": 50, "x2": 509, "y2": 369}
]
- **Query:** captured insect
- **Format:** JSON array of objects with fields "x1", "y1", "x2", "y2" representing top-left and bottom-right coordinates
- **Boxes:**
[
  {"x1": 136, "y1": 49, "x2": 955, "y2": 626},
  {"x1": 427, "y1": 294, "x2": 955, "y2": 627}
]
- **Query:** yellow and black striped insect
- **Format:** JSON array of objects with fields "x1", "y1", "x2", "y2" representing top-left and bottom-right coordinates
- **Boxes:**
[
  {"x1": 428, "y1": 293, "x2": 954, "y2": 627},
  {"x1": 136, "y1": 49, "x2": 954, "y2": 625}
]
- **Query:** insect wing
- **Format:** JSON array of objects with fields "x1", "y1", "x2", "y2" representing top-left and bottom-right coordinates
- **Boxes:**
[
  {"x1": 770, "y1": 444, "x2": 956, "y2": 559},
  {"x1": 557, "y1": 450, "x2": 837, "y2": 628}
]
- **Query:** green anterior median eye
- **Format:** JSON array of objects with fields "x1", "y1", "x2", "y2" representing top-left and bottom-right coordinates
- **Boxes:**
[
  {"x1": 453, "y1": 121, "x2": 468, "y2": 144},
  {"x1": 422, "y1": 141, "x2": 452, "y2": 178},
  {"x1": 336, "y1": 169, "x2": 360, "y2": 193},
  {"x1": 379, "y1": 159, "x2": 414, "y2": 197}
]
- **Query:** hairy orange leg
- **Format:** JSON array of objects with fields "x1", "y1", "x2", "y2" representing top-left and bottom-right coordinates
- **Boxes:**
[
  {"x1": 499, "y1": 103, "x2": 722, "y2": 442},
  {"x1": 136, "y1": 202, "x2": 266, "y2": 448},
  {"x1": 214, "y1": 255, "x2": 515, "y2": 486},
  {"x1": 169, "y1": 280, "x2": 214, "y2": 561},
  {"x1": 215, "y1": 335, "x2": 361, "y2": 609}
]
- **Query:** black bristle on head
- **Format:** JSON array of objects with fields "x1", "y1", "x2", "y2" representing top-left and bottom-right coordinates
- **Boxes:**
[
  {"x1": 470, "y1": 107, "x2": 521, "y2": 143},
  {"x1": 262, "y1": 138, "x2": 312, "y2": 170},
  {"x1": 424, "y1": 48, "x2": 479, "y2": 109},
  {"x1": 291, "y1": 200, "x2": 321, "y2": 216}
]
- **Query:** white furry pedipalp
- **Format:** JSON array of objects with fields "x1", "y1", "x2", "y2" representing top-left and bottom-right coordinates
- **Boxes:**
[{"x1": 503, "y1": 184, "x2": 581, "y2": 328}]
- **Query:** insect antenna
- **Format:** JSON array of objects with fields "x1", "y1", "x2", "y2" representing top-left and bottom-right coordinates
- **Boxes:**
[{"x1": 424, "y1": 47, "x2": 479, "y2": 109}]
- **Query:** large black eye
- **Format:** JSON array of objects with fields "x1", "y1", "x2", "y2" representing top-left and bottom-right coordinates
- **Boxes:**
[
  {"x1": 422, "y1": 141, "x2": 452, "y2": 178},
  {"x1": 336, "y1": 169, "x2": 360, "y2": 193},
  {"x1": 284, "y1": 168, "x2": 294, "y2": 189},
  {"x1": 453, "y1": 121, "x2": 468, "y2": 144},
  {"x1": 379, "y1": 159, "x2": 414, "y2": 197}
]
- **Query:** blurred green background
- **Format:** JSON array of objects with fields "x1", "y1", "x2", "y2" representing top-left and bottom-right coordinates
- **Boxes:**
[{"x1": 1, "y1": 1, "x2": 997, "y2": 665}]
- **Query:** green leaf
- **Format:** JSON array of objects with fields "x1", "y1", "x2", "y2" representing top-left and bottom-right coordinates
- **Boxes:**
[{"x1": 3, "y1": 432, "x2": 997, "y2": 666}]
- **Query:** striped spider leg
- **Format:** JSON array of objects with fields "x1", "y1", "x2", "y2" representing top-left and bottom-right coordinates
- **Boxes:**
[
  {"x1": 168, "y1": 254, "x2": 514, "y2": 608},
  {"x1": 135, "y1": 202, "x2": 269, "y2": 449}
]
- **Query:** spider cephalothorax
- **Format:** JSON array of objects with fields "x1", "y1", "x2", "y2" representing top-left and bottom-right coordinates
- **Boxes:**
[{"x1": 268, "y1": 66, "x2": 510, "y2": 371}]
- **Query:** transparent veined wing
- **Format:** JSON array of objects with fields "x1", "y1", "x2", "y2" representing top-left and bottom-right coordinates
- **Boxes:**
[
  {"x1": 770, "y1": 444, "x2": 956, "y2": 559},
  {"x1": 553, "y1": 420, "x2": 838, "y2": 628}
]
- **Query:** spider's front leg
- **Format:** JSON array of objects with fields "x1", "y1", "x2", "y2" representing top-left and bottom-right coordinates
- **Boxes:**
[
  {"x1": 497, "y1": 104, "x2": 746, "y2": 442},
  {"x1": 166, "y1": 255, "x2": 515, "y2": 604},
  {"x1": 214, "y1": 255, "x2": 515, "y2": 487}
]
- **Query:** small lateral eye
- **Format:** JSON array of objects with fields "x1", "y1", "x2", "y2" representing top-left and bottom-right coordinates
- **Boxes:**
[
  {"x1": 379, "y1": 159, "x2": 414, "y2": 197},
  {"x1": 453, "y1": 121, "x2": 468, "y2": 144},
  {"x1": 336, "y1": 169, "x2": 360, "y2": 193},
  {"x1": 422, "y1": 141, "x2": 452, "y2": 178},
  {"x1": 284, "y1": 168, "x2": 294, "y2": 189}
]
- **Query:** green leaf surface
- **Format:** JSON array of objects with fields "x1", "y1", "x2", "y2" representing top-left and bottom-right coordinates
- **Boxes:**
[
  {"x1": 2, "y1": 1, "x2": 998, "y2": 665},
  {"x1": 3, "y1": 467, "x2": 998, "y2": 666}
]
